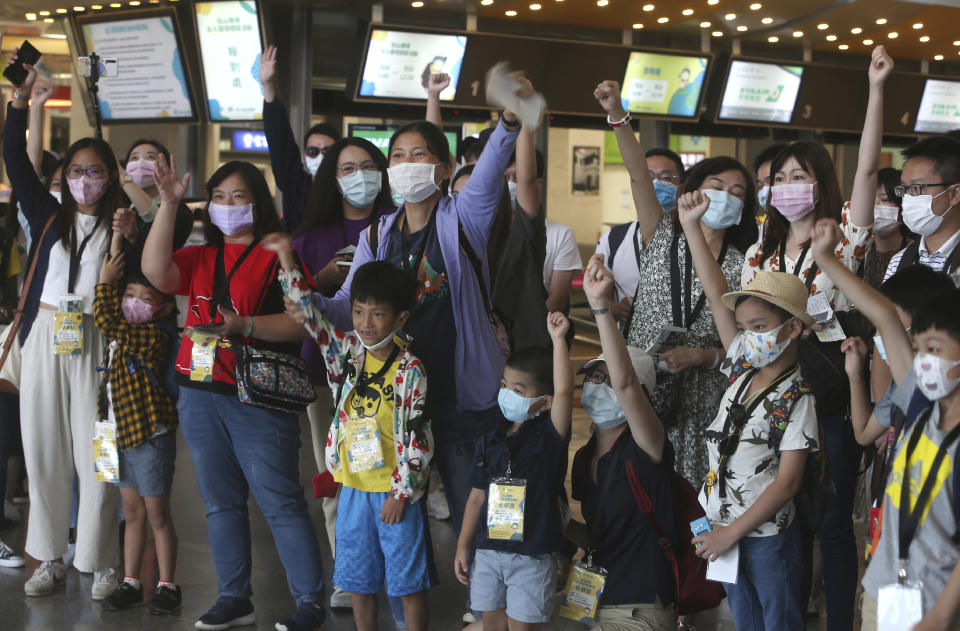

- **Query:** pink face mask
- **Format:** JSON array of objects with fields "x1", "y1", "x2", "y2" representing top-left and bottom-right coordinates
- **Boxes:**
[
  {"x1": 68, "y1": 175, "x2": 109, "y2": 206},
  {"x1": 770, "y1": 182, "x2": 818, "y2": 222},
  {"x1": 125, "y1": 159, "x2": 157, "y2": 189},
  {"x1": 121, "y1": 297, "x2": 163, "y2": 324}
]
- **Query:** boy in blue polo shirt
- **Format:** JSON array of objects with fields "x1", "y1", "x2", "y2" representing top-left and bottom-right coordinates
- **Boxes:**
[{"x1": 454, "y1": 313, "x2": 573, "y2": 629}]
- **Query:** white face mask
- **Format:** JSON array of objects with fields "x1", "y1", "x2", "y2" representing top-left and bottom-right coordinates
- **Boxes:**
[
  {"x1": 388, "y1": 162, "x2": 439, "y2": 204},
  {"x1": 757, "y1": 185, "x2": 770, "y2": 209},
  {"x1": 581, "y1": 382, "x2": 627, "y2": 430},
  {"x1": 741, "y1": 320, "x2": 793, "y2": 368},
  {"x1": 701, "y1": 189, "x2": 744, "y2": 230},
  {"x1": 339, "y1": 170, "x2": 382, "y2": 209},
  {"x1": 913, "y1": 353, "x2": 960, "y2": 401},
  {"x1": 358, "y1": 318, "x2": 406, "y2": 352},
  {"x1": 902, "y1": 187, "x2": 954, "y2": 237},
  {"x1": 873, "y1": 204, "x2": 900, "y2": 236},
  {"x1": 305, "y1": 153, "x2": 323, "y2": 177},
  {"x1": 50, "y1": 190, "x2": 62, "y2": 204}
]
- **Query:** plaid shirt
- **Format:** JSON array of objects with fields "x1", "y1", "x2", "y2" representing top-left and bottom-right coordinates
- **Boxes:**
[{"x1": 93, "y1": 283, "x2": 178, "y2": 451}]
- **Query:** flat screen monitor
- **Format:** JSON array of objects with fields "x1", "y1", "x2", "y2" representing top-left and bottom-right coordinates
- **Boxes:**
[
  {"x1": 358, "y1": 28, "x2": 467, "y2": 102},
  {"x1": 719, "y1": 60, "x2": 803, "y2": 124},
  {"x1": 619, "y1": 51, "x2": 709, "y2": 118},
  {"x1": 348, "y1": 124, "x2": 461, "y2": 160},
  {"x1": 79, "y1": 14, "x2": 195, "y2": 121},
  {"x1": 914, "y1": 78, "x2": 960, "y2": 134},
  {"x1": 195, "y1": 0, "x2": 264, "y2": 121}
]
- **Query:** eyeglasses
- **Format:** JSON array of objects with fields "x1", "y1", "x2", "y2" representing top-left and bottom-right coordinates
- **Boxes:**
[
  {"x1": 66, "y1": 166, "x2": 107, "y2": 180},
  {"x1": 717, "y1": 403, "x2": 750, "y2": 457},
  {"x1": 894, "y1": 182, "x2": 955, "y2": 197},
  {"x1": 649, "y1": 172, "x2": 681, "y2": 185},
  {"x1": 337, "y1": 162, "x2": 379, "y2": 176},
  {"x1": 304, "y1": 146, "x2": 329, "y2": 159},
  {"x1": 583, "y1": 371, "x2": 610, "y2": 385}
]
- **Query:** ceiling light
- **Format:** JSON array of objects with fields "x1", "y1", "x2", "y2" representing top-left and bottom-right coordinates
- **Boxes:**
[
  {"x1": 43, "y1": 17, "x2": 54, "y2": 22},
  {"x1": 913, "y1": 23, "x2": 924, "y2": 29},
  {"x1": 792, "y1": 30, "x2": 804, "y2": 37},
  {"x1": 73, "y1": 5, "x2": 85, "y2": 10},
  {"x1": 128, "y1": 0, "x2": 141, "y2": 4},
  {"x1": 761, "y1": 17, "x2": 773, "y2": 24},
  {"x1": 110, "y1": 2, "x2": 121, "y2": 6},
  {"x1": 25, "y1": 12, "x2": 37, "y2": 19},
  {"x1": 642, "y1": 3, "x2": 654, "y2": 10},
  {"x1": 529, "y1": 2, "x2": 541, "y2": 8},
  {"x1": 596, "y1": 0, "x2": 608, "y2": 5},
  {"x1": 712, "y1": 30, "x2": 723, "y2": 37},
  {"x1": 724, "y1": 13, "x2": 736, "y2": 20},
  {"x1": 699, "y1": 20, "x2": 711, "y2": 27},
  {"x1": 411, "y1": 1, "x2": 423, "y2": 6},
  {"x1": 920, "y1": 35, "x2": 930, "y2": 42},
  {"x1": 935, "y1": 54, "x2": 944, "y2": 60},
  {"x1": 749, "y1": 2, "x2": 762, "y2": 10},
  {"x1": 632, "y1": 23, "x2": 643, "y2": 29},
  {"x1": 39, "y1": 10, "x2": 50, "y2": 15},
  {"x1": 505, "y1": 9, "x2": 517, "y2": 15},
  {"x1": 826, "y1": 34, "x2": 837, "y2": 41},
  {"x1": 708, "y1": 0, "x2": 719, "y2": 5},
  {"x1": 768, "y1": 35, "x2": 779, "y2": 42},
  {"x1": 682, "y1": 9, "x2": 694, "y2": 16},
  {"x1": 737, "y1": 25, "x2": 748, "y2": 31},
  {"x1": 817, "y1": 23, "x2": 828, "y2": 30},
  {"x1": 658, "y1": 16, "x2": 669, "y2": 23},
  {"x1": 954, "y1": 40, "x2": 960, "y2": 46},
  {"x1": 56, "y1": 8, "x2": 69, "y2": 13},
  {"x1": 876, "y1": 18, "x2": 887, "y2": 25},
  {"x1": 863, "y1": 38, "x2": 874, "y2": 45},
  {"x1": 92, "y1": 3, "x2": 103, "y2": 7},
  {"x1": 888, "y1": 32, "x2": 898, "y2": 39},
  {"x1": 851, "y1": 27, "x2": 862, "y2": 34},
  {"x1": 480, "y1": 0, "x2": 492, "y2": 4},
  {"x1": 839, "y1": 44, "x2": 849, "y2": 50}
]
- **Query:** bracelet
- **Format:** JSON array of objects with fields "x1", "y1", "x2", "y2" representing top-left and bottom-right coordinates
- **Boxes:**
[
  {"x1": 590, "y1": 305, "x2": 610, "y2": 316},
  {"x1": 607, "y1": 111, "x2": 631, "y2": 128},
  {"x1": 245, "y1": 316, "x2": 254, "y2": 338},
  {"x1": 12, "y1": 91, "x2": 28, "y2": 102},
  {"x1": 501, "y1": 115, "x2": 521, "y2": 130}
]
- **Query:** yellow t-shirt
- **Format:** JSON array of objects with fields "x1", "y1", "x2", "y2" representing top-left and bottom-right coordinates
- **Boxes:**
[
  {"x1": 335, "y1": 352, "x2": 399, "y2": 492},
  {"x1": 6, "y1": 244, "x2": 21, "y2": 278}
]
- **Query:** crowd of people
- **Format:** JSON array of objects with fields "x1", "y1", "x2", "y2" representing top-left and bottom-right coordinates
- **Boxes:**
[{"x1": 0, "y1": 37, "x2": 960, "y2": 631}]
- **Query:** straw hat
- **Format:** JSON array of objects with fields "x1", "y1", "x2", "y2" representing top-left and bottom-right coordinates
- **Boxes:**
[
  {"x1": 578, "y1": 346, "x2": 656, "y2": 394},
  {"x1": 721, "y1": 271, "x2": 815, "y2": 327}
]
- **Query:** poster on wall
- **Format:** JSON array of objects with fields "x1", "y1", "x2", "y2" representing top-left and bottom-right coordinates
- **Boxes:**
[
  {"x1": 718, "y1": 60, "x2": 803, "y2": 123},
  {"x1": 359, "y1": 29, "x2": 466, "y2": 101},
  {"x1": 572, "y1": 146, "x2": 600, "y2": 195},
  {"x1": 80, "y1": 15, "x2": 194, "y2": 121},
  {"x1": 914, "y1": 79, "x2": 960, "y2": 134},
  {"x1": 620, "y1": 52, "x2": 708, "y2": 118},
  {"x1": 195, "y1": 0, "x2": 263, "y2": 121}
]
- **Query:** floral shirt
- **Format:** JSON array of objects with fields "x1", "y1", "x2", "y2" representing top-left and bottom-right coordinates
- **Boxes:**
[
  {"x1": 742, "y1": 202, "x2": 872, "y2": 311},
  {"x1": 699, "y1": 334, "x2": 819, "y2": 537},
  {"x1": 279, "y1": 268, "x2": 432, "y2": 503}
]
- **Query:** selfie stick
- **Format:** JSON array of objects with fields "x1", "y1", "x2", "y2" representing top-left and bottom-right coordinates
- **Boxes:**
[{"x1": 85, "y1": 52, "x2": 104, "y2": 139}]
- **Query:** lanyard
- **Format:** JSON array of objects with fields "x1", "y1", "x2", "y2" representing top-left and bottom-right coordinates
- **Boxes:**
[
  {"x1": 779, "y1": 242, "x2": 818, "y2": 292},
  {"x1": 68, "y1": 217, "x2": 103, "y2": 294},
  {"x1": 353, "y1": 344, "x2": 401, "y2": 394},
  {"x1": 211, "y1": 241, "x2": 260, "y2": 320},
  {"x1": 399, "y1": 208, "x2": 438, "y2": 279},
  {"x1": 897, "y1": 409, "x2": 960, "y2": 563},
  {"x1": 669, "y1": 224, "x2": 728, "y2": 329},
  {"x1": 495, "y1": 419, "x2": 538, "y2": 479}
]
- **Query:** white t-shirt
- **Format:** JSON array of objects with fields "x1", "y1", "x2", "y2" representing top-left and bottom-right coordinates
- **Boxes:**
[
  {"x1": 39, "y1": 213, "x2": 109, "y2": 314},
  {"x1": 543, "y1": 219, "x2": 583, "y2": 291},
  {"x1": 595, "y1": 221, "x2": 642, "y2": 302}
]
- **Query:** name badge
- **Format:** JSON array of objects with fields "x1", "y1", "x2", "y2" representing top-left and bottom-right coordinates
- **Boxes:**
[
  {"x1": 345, "y1": 416, "x2": 385, "y2": 474},
  {"x1": 878, "y1": 583, "x2": 923, "y2": 631},
  {"x1": 189, "y1": 330, "x2": 218, "y2": 382},
  {"x1": 54, "y1": 295, "x2": 84, "y2": 355},
  {"x1": 92, "y1": 421, "x2": 119, "y2": 483},
  {"x1": 487, "y1": 478, "x2": 526, "y2": 541},
  {"x1": 558, "y1": 561, "x2": 608, "y2": 624}
]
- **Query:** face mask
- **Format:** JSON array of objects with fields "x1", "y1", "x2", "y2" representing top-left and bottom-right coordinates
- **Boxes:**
[
  {"x1": 497, "y1": 388, "x2": 546, "y2": 424},
  {"x1": 208, "y1": 202, "x2": 254, "y2": 237},
  {"x1": 741, "y1": 320, "x2": 793, "y2": 368},
  {"x1": 913, "y1": 352, "x2": 960, "y2": 401},
  {"x1": 391, "y1": 191, "x2": 405, "y2": 207},
  {"x1": 50, "y1": 190, "x2": 62, "y2": 204},
  {"x1": 125, "y1": 159, "x2": 157, "y2": 189},
  {"x1": 68, "y1": 175, "x2": 109, "y2": 206},
  {"x1": 121, "y1": 297, "x2": 163, "y2": 324},
  {"x1": 305, "y1": 153, "x2": 323, "y2": 177},
  {"x1": 771, "y1": 182, "x2": 818, "y2": 222},
  {"x1": 339, "y1": 170, "x2": 382, "y2": 209},
  {"x1": 358, "y1": 318, "x2": 406, "y2": 352},
  {"x1": 581, "y1": 382, "x2": 627, "y2": 430},
  {"x1": 388, "y1": 162, "x2": 440, "y2": 204},
  {"x1": 507, "y1": 180, "x2": 518, "y2": 207},
  {"x1": 653, "y1": 179, "x2": 678, "y2": 211},
  {"x1": 873, "y1": 204, "x2": 900, "y2": 236},
  {"x1": 757, "y1": 185, "x2": 770, "y2": 209},
  {"x1": 701, "y1": 189, "x2": 744, "y2": 230},
  {"x1": 901, "y1": 187, "x2": 954, "y2": 237}
]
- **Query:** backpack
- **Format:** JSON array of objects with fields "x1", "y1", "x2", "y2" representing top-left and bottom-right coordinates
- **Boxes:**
[
  {"x1": 605, "y1": 222, "x2": 634, "y2": 269},
  {"x1": 625, "y1": 460, "x2": 725, "y2": 617}
]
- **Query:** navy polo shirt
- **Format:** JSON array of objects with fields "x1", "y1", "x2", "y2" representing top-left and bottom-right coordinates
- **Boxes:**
[
  {"x1": 571, "y1": 428, "x2": 677, "y2": 606},
  {"x1": 471, "y1": 412, "x2": 570, "y2": 556}
]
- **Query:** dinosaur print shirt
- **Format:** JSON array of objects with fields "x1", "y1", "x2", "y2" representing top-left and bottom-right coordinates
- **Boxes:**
[{"x1": 699, "y1": 333, "x2": 819, "y2": 537}]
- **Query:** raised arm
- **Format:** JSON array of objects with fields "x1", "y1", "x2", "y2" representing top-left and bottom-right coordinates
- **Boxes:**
[
  {"x1": 142, "y1": 154, "x2": 189, "y2": 294},
  {"x1": 424, "y1": 72, "x2": 459, "y2": 176},
  {"x1": 594, "y1": 80, "x2": 660, "y2": 245},
  {"x1": 27, "y1": 79, "x2": 52, "y2": 178},
  {"x1": 514, "y1": 124, "x2": 541, "y2": 220},
  {"x1": 677, "y1": 191, "x2": 738, "y2": 350},
  {"x1": 849, "y1": 45, "x2": 894, "y2": 229},
  {"x1": 546, "y1": 312, "x2": 573, "y2": 440},
  {"x1": 120, "y1": 175, "x2": 156, "y2": 220},
  {"x1": 842, "y1": 336, "x2": 889, "y2": 445},
  {"x1": 310, "y1": 222, "x2": 376, "y2": 332},
  {"x1": 583, "y1": 253, "x2": 665, "y2": 462}
]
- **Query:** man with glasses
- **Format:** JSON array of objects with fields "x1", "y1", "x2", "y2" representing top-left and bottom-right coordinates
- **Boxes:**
[{"x1": 884, "y1": 136, "x2": 960, "y2": 282}]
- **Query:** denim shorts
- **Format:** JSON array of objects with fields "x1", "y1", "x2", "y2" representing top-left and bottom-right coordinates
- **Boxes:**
[
  {"x1": 117, "y1": 431, "x2": 176, "y2": 496},
  {"x1": 470, "y1": 548, "x2": 558, "y2": 623}
]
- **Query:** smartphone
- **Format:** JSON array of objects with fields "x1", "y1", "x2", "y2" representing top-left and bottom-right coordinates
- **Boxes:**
[
  {"x1": 3, "y1": 40, "x2": 42, "y2": 87},
  {"x1": 189, "y1": 323, "x2": 221, "y2": 332},
  {"x1": 78, "y1": 56, "x2": 119, "y2": 78},
  {"x1": 690, "y1": 517, "x2": 711, "y2": 549}
]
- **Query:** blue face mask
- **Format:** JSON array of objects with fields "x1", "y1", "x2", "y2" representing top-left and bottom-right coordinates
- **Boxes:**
[
  {"x1": 507, "y1": 180, "x2": 518, "y2": 207},
  {"x1": 391, "y1": 190, "x2": 405, "y2": 208},
  {"x1": 498, "y1": 388, "x2": 546, "y2": 424},
  {"x1": 757, "y1": 185, "x2": 770, "y2": 209},
  {"x1": 581, "y1": 382, "x2": 627, "y2": 430},
  {"x1": 653, "y1": 179, "x2": 678, "y2": 211},
  {"x1": 701, "y1": 189, "x2": 744, "y2": 230}
]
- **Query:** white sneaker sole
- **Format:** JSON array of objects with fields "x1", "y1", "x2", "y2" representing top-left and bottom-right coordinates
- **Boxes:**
[
  {"x1": 24, "y1": 580, "x2": 66, "y2": 597},
  {"x1": 0, "y1": 558, "x2": 25, "y2": 568},
  {"x1": 195, "y1": 612, "x2": 256, "y2": 630}
]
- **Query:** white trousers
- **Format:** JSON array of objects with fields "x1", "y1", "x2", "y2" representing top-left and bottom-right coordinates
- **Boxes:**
[
  {"x1": 20, "y1": 309, "x2": 120, "y2": 571},
  {"x1": 306, "y1": 386, "x2": 339, "y2": 558}
]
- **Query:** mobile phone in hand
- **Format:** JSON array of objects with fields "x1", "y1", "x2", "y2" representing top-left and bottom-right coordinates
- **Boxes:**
[
  {"x1": 3, "y1": 40, "x2": 42, "y2": 87},
  {"x1": 690, "y1": 517, "x2": 711, "y2": 549}
]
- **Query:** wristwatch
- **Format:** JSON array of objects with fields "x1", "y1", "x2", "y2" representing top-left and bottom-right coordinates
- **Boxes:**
[{"x1": 122, "y1": 174, "x2": 134, "y2": 185}]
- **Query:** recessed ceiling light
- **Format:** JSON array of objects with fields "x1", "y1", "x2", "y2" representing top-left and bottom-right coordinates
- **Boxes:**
[
  {"x1": 863, "y1": 38, "x2": 874, "y2": 45},
  {"x1": 851, "y1": 27, "x2": 862, "y2": 34},
  {"x1": 529, "y1": 2, "x2": 541, "y2": 9},
  {"x1": 633, "y1": 23, "x2": 644, "y2": 29},
  {"x1": 92, "y1": 3, "x2": 103, "y2": 7},
  {"x1": 505, "y1": 9, "x2": 517, "y2": 15},
  {"x1": 682, "y1": 8, "x2": 694, "y2": 16},
  {"x1": 749, "y1": 2, "x2": 762, "y2": 10},
  {"x1": 920, "y1": 35, "x2": 930, "y2": 42},
  {"x1": 128, "y1": 0, "x2": 140, "y2": 5},
  {"x1": 39, "y1": 10, "x2": 50, "y2": 14},
  {"x1": 737, "y1": 25, "x2": 748, "y2": 31},
  {"x1": 839, "y1": 44, "x2": 849, "y2": 50},
  {"x1": 707, "y1": 0, "x2": 719, "y2": 4},
  {"x1": 792, "y1": 30, "x2": 804, "y2": 38},
  {"x1": 761, "y1": 17, "x2": 773, "y2": 24},
  {"x1": 699, "y1": 20, "x2": 711, "y2": 27},
  {"x1": 25, "y1": 12, "x2": 37, "y2": 19},
  {"x1": 109, "y1": 3, "x2": 121, "y2": 7},
  {"x1": 480, "y1": 0, "x2": 492, "y2": 4},
  {"x1": 888, "y1": 32, "x2": 898, "y2": 39},
  {"x1": 724, "y1": 13, "x2": 736, "y2": 20},
  {"x1": 913, "y1": 23, "x2": 924, "y2": 29},
  {"x1": 876, "y1": 18, "x2": 887, "y2": 25},
  {"x1": 817, "y1": 23, "x2": 829, "y2": 30},
  {"x1": 712, "y1": 30, "x2": 723, "y2": 37},
  {"x1": 953, "y1": 40, "x2": 960, "y2": 46},
  {"x1": 56, "y1": 7, "x2": 69, "y2": 13},
  {"x1": 658, "y1": 16, "x2": 669, "y2": 23},
  {"x1": 73, "y1": 5, "x2": 85, "y2": 10},
  {"x1": 768, "y1": 35, "x2": 779, "y2": 42},
  {"x1": 596, "y1": 0, "x2": 608, "y2": 5},
  {"x1": 411, "y1": 1, "x2": 423, "y2": 6},
  {"x1": 642, "y1": 3, "x2": 654, "y2": 10},
  {"x1": 935, "y1": 54, "x2": 944, "y2": 60},
  {"x1": 43, "y1": 17, "x2": 54, "y2": 22},
  {"x1": 826, "y1": 34, "x2": 837, "y2": 41}
]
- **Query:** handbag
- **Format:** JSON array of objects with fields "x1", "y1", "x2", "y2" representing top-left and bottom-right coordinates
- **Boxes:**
[{"x1": 234, "y1": 344, "x2": 316, "y2": 412}]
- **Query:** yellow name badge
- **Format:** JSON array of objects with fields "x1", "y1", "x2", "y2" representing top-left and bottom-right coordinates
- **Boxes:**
[
  {"x1": 92, "y1": 421, "x2": 119, "y2": 483},
  {"x1": 53, "y1": 312, "x2": 83, "y2": 355},
  {"x1": 346, "y1": 416, "x2": 385, "y2": 473},
  {"x1": 558, "y1": 561, "x2": 608, "y2": 624},
  {"x1": 487, "y1": 478, "x2": 526, "y2": 541},
  {"x1": 188, "y1": 330, "x2": 218, "y2": 382}
]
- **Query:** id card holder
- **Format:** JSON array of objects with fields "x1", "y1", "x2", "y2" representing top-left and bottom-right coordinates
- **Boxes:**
[
  {"x1": 92, "y1": 421, "x2": 119, "y2": 483},
  {"x1": 345, "y1": 415, "x2": 385, "y2": 474},
  {"x1": 54, "y1": 295, "x2": 84, "y2": 356},
  {"x1": 878, "y1": 577, "x2": 923, "y2": 631},
  {"x1": 558, "y1": 559, "x2": 608, "y2": 624},
  {"x1": 188, "y1": 330, "x2": 218, "y2": 383},
  {"x1": 487, "y1": 477, "x2": 526, "y2": 541}
]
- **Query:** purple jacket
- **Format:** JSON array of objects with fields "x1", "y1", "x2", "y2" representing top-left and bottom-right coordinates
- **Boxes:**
[{"x1": 315, "y1": 121, "x2": 519, "y2": 412}]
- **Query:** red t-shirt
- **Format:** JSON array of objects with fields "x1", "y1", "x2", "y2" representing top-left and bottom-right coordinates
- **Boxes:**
[{"x1": 172, "y1": 242, "x2": 311, "y2": 393}]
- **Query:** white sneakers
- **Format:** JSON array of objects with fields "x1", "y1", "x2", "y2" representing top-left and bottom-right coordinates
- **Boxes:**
[
  {"x1": 0, "y1": 539, "x2": 25, "y2": 568},
  {"x1": 3, "y1": 501, "x2": 20, "y2": 522},
  {"x1": 426, "y1": 489, "x2": 451, "y2": 521},
  {"x1": 329, "y1": 585, "x2": 352, "y2": 610},
  {"x1": 24, "y1": 560, "x2": 66, "y2": 596},
  {"x1": 91, "y1": 567, "x2": 119, "y2": 600}
]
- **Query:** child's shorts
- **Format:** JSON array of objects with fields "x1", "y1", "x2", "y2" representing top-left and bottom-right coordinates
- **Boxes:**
[
  {"x1": 470, "y1": 548, "x2": 558, "y2": 623},
  {"x1": 333, "y1": 485, "x2": 435, "y2": 597},
  {"x1": 116, "y1": 431, "x2": 176, "y2": 497}
]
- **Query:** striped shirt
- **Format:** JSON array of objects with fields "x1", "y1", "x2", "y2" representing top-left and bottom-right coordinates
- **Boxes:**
[{"x1": 883, "y1": 227, "x2": 960, "y2": 282}]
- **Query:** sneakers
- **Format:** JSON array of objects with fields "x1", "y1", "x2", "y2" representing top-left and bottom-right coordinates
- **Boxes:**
[
  {"x1": 148, "y1": 584, "x2": 182, "y2": 615},
  {"x1": 427, "y1": 489, "x2": 451, "y2": 521},
  {"x1": 328, "y1": 585, "x2": 352, "y2": 611},
  {"x1": 24, "y1": 560, "x2": 66, "y2": 596},
  {"x1": 0, "y1": 539, "x2": 25, "y2": 568},
  {"x1": 102, "y1": 581, "x2": 143, "y2": 611},
  {"x1": 275, "y1": 602, "x2": 326, "y2": 631},
  {"x1": 196, "y1": 596, "x2": 256, "y2": 630},
  {"x1": 92, "y1": 567, "x2": 119, "y2": 600}
]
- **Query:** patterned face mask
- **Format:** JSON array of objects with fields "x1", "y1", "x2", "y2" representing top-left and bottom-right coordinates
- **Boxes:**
[{"x1": 741, "y1": 320, "x2": 792, "y2": 368}]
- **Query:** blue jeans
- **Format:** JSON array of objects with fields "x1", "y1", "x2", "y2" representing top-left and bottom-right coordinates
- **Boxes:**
[
  {"x1": 177, "y1": 387, "x2": 324, "y2": 606},
  {"x1": 726, "y1": 521, "x2": 806, "y2": 631}
]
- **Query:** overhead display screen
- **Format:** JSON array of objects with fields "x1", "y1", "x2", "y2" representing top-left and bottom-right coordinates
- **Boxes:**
[
  {"x1": 719, "y1": 60, "x2": 803, "y2": 124},
  {"x1": 619, "y1": 52, "x2": 709, "y2": 118},
  {"x1": 348, "y1": 124, "x2": 461, "y2": 159},
  {"x1": 80, "y1": 15, "x2": 194, "y2": 121},
  {"x1": 195, "y1": 0, "x2": 264, "y2": 121},
  {"x1": 358, "y1": 29, "x2": 467, "y2": 101},
  {"x1": 914, "y1": 79, "x2": 960, "y2": 134}
]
